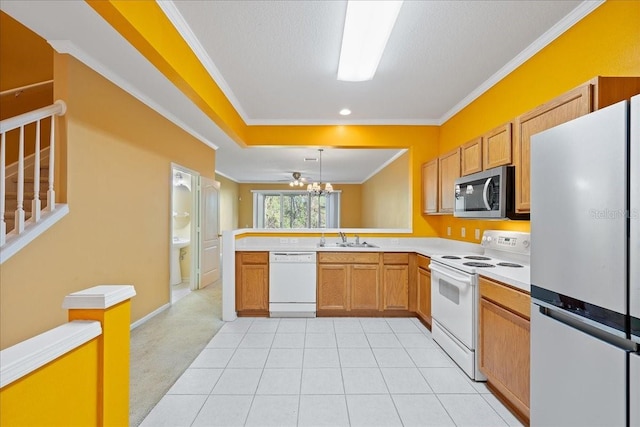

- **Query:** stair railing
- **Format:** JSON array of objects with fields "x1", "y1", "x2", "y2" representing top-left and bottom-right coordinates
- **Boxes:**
[{"x1": 0, "y1": 100, "x2": 66, "y2": 246}]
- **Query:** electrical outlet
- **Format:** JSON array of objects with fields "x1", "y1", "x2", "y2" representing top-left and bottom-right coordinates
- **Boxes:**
[
  {"x1": 475, "y1": 229, "x2": 481, "y2": 240},
  {"x1": 290, "y1": 238, "x2": 298, "y2": 244},
  {"x1": 391, "y1": 238, "x2": 399, "y2": 246},
  {"x1": 447, "y1": 227, "x2": 451, "y2": 236},
  {"x1": 279, "y1": 238, "x2": 289, "y2": 244},
  {"x1": 461, "y1": 227, "x2": 466, "y2": 238}
]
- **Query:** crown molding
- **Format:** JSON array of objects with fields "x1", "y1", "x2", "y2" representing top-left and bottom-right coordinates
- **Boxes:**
[
  {"x1": 47, "y1": 40, "x2": 219, "y2": 150},
  {"x1": 437, "y1": 0, "x2": 605, "y2": 125},
  {"x1": 158, "y1": 0, "x2": 251, "y2": 124}
]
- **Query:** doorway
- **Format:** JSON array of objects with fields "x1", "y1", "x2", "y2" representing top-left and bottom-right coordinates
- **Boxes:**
[{"x1": 170, "y1": 164, "x2": 199, "y2": 304}]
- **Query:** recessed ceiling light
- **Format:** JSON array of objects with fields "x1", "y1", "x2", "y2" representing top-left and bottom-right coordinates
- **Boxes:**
[
  {"x1": 339, "y1": 108, "x2": 352, "y2": 116},
  {"x1": 337, "y1": 0, "x2": 404, "y2": 82}
]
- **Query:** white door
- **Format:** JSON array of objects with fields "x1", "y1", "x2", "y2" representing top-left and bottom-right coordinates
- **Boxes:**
[{"x1": 199, "y1": 177, "x2": 220, "y2": 289}]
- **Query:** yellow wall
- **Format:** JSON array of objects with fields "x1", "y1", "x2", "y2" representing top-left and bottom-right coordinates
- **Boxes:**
[
  {"x1": 0, "y1": 338, "x2": 100, "y2": 426},
  {"x1": 435, "y1": 0, "x2": 640, "y2": 243},
  {"x1": 237, "y1": 183, "x2": 363, "y2": 229},
  {"x1": 84, "y1": 0, "x2": 639, "y2": 242},
  {"x1": 0, "y1": 12, "x2": 54, "y2": 164},
  {"x1": 0, "y1": 53, "x2": 215, "y2": 349},
  {"x1": 0, "y1": 12, "x2": 53, "y2": 91},
  {"x1": 217, "y1": 174, "x2": 240, "y2": 232},
  {"x1": 361, "y1": 151, "x2": 410, "y2": 228}
]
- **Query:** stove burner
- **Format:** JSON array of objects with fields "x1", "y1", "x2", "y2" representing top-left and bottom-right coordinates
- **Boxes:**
[
  {"x1": 442, "y1": 255, "x2": 461, "y2": 259},
  {"x1": 464, "y1": 256, "x2": 492, "y2": 261},
  {"x1": 463, "y1": 262, "x2": 495, "y2": 268},
  {"x1": 497, "y1": 262, "x2": 524, "y2": 268}
]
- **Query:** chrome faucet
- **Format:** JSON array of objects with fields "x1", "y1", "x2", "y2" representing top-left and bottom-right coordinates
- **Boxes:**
[
  {"x1": 355, "y1": 234, "x2": 360, "y2": 245},
  {"x1": 339, "y1": 231, "x2": 347, "y2": 243}
]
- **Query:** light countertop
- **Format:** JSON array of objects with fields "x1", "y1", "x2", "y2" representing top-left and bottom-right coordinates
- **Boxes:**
[{"x1": 231, "y1": 235, "x2": 530, "y2": 292}]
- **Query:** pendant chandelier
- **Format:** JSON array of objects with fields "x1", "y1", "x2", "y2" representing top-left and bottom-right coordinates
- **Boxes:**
[{"x1": 307, "y1": 149, "x2": 333, "y2": 195}]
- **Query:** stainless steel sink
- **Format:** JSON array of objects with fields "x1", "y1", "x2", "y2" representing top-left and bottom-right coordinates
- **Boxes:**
[{"x1": 317, "y1": 242, "x2": 378, "y2": 248}]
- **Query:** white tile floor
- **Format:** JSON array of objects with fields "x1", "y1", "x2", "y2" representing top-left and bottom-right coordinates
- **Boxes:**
[{"x1": 141, "y1": 317, "x2": 524, "y2": 427}]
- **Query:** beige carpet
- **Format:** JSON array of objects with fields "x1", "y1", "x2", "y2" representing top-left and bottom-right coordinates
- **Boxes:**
[{"x1": 129, "y1": 281, "x2": 223, "y2": 426}]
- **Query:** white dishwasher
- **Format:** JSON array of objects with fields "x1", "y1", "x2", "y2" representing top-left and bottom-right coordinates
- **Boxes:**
[{"x1": 269, "y1": 252, "x2": 317, "y2": 317}]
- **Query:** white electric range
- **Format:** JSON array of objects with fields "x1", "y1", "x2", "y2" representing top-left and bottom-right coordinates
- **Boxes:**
[{"x1": 429, "y1": 230, "x2": 531, "y2": 381}]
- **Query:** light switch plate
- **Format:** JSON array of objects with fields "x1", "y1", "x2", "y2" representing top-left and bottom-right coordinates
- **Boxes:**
[
  {"x1": 447, "y1": 227, "x2": 451, "y2": 236},
  {"x1": 290, "y1": 238, "x2": 298, "y2": 244},
  {"x1": 475, "y1": 229, "x2": 481, "y2": 240},
  {"x1": 461, "y1": 227, "x2": 466, "y2": 238}
]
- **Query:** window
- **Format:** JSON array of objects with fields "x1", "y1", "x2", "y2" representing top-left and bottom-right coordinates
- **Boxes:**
[{"x1": 253, "y1": 191, "x2": 340, "y2": 229}]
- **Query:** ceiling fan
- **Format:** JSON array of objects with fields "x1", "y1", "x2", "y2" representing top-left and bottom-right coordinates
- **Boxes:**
[{"x1": 279, "y1": 171, "x2": 311, "y2": 187}]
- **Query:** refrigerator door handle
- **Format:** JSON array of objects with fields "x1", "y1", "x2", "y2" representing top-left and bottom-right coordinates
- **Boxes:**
[{"x1": 534, "y1": 303, "x2": 638, "y2": 352}]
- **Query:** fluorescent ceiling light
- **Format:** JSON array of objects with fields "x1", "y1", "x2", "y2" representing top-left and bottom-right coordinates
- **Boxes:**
[{"x1": 337, "y1": 0, "x2": 403, "y2": 82}]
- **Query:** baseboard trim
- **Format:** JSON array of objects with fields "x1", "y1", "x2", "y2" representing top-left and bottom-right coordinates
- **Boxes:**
[{"x1": 130, "y1": 303, "x2": 170, "y2": 330}]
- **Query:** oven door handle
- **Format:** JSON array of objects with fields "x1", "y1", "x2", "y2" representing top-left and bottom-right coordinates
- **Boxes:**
[
  {"x1": 429, "y1": 263, "x2": 472, "y2": 287},
  {"x1": 482, "y1": 178, "x2": 492, "y2": 210}
]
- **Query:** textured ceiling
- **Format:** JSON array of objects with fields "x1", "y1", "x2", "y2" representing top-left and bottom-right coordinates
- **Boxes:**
[
  {"x1": 1, "y1": 0, "x2": 594, "y2": 183},
  {"x1": 169, "y1": 0, "x2": 583, "y2": 124}
]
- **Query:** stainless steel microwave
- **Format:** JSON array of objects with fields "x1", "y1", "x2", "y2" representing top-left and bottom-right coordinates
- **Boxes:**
[{"x1": 453, "y1": 166, "x2": 528, "y2": 220}]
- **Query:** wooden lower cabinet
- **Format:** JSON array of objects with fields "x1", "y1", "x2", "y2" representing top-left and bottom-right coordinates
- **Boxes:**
[
  {"x1": 479, "y1": 276, "x2": 530, "y2": 423},
  {"x1": 317, "y1": 264, "x2": 348, "y2": 310},
  {"x1": 351, "y1": 265, "x2": 380, "y2": 310},
  {"x1": 235, "y1": 252, "x2": 269, "y2": 315},
  {"x1": 382, "y1": 253, "x2": 410, "y2": 310},
  {"x1": 383, "y1": 265, "x2": 408, "y2": 310},
  {"x1": 416, "y1": 255, "x2": 431, "y2": 326},
  {"x1": 317, "y1": 252, "x2": 380, "y2": 313}
]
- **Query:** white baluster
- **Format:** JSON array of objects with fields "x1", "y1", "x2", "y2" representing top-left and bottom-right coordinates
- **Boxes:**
[
  {"x1": 15, "y1": 126, "x2": 25, "y2": 234},
  {"x1": 1, "y1": 132, "x2": 6, "y2": 245},
  {"x1": 32, "y1": 120, "x2": 41, "y2": 222},
  {"x1": 47, "y1": 114, "x2": 55, "y2": 211}
]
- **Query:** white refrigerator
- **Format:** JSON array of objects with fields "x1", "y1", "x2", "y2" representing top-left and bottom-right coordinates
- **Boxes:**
[{"x1": 530, "y1": 95, "x2": 639, "y2": 426}]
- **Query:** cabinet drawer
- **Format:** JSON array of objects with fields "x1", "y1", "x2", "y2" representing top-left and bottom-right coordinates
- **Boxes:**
[
  {"x1": 238, "y1": 251, "x2": 268, "y2": 264},
  {"x1": 417, "y1": 255, "x2": 430, "y2": 270},
  {"x1": 318, "y1": 252, "x2": 380, "y2": 264},
  {"x1": 383, "y1": 253, "x2": 409, "y2": 265},
  {"x1": 479, "y1": 276, "x2": 530, "y2": 319}
]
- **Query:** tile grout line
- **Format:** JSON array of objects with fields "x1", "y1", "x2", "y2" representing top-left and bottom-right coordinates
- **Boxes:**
[{"x1": 190, "y1": 318, "x2": 253, "y2": 427}]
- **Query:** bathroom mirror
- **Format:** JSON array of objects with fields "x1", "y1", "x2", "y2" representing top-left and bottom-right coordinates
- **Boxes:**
[{"x1": 173, "y1": 180, "x2": 192, "y2": 230}]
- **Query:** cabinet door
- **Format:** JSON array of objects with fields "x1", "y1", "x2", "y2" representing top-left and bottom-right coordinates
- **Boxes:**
[
  {"x1": 421, "y1": 159, "x2": 438, "y2": 214},
  {"x1": 483, "y1": 122, "x2": 512, "y2": 169},
  {"x1": 382, "y1": 264, "x2": 409, "y2": 310},
  {"x1": 479, "y1": 298, "x2": 530, "y2": 419},
  {"x1": 350, "y1": 265, "x2": 380, "y2": 310},
  {"x1": 461, "y1": 137, "x2": 482, "y2": 176},
  {"x1": 416, "y1": 267, "x2": 431, "y2": 324},
  {"x1": 237, "y1": 264, "x2": 268, "y2": 311},
  {"x1": 438, "y1": 148, "x2": 461, "y2": 213},
  {"x1": 514, "y1": 84, "x2": 591, "y2": 212},
  {"x1": 317, "y1": 264, "x2": 348, "y2": 310}
]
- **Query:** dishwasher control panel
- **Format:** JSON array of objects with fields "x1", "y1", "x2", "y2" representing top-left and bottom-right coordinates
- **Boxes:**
[{"x1": 270, "y1": 252, "x2": 317, "y2": 263}]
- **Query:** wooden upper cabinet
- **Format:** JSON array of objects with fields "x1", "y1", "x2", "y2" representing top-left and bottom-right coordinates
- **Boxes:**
[
  {"x1": 461, "y1": 137, "x2": 483, "y2": 176},
  {"x1": 483, "y1": 122, "x2": 512, "y2": 170},
  {"x1": 438, "y1": 148, "x2": 461, "y2": 213},
  {"x1": 421, "y1": 159, "x2": 438, "y2": 214},
  {"x1": 514, "y1": 85, "x2": 591, "y2": 213},
  {"x1": 513, "y1": 76, "x2": 640, "y2": 213}
]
